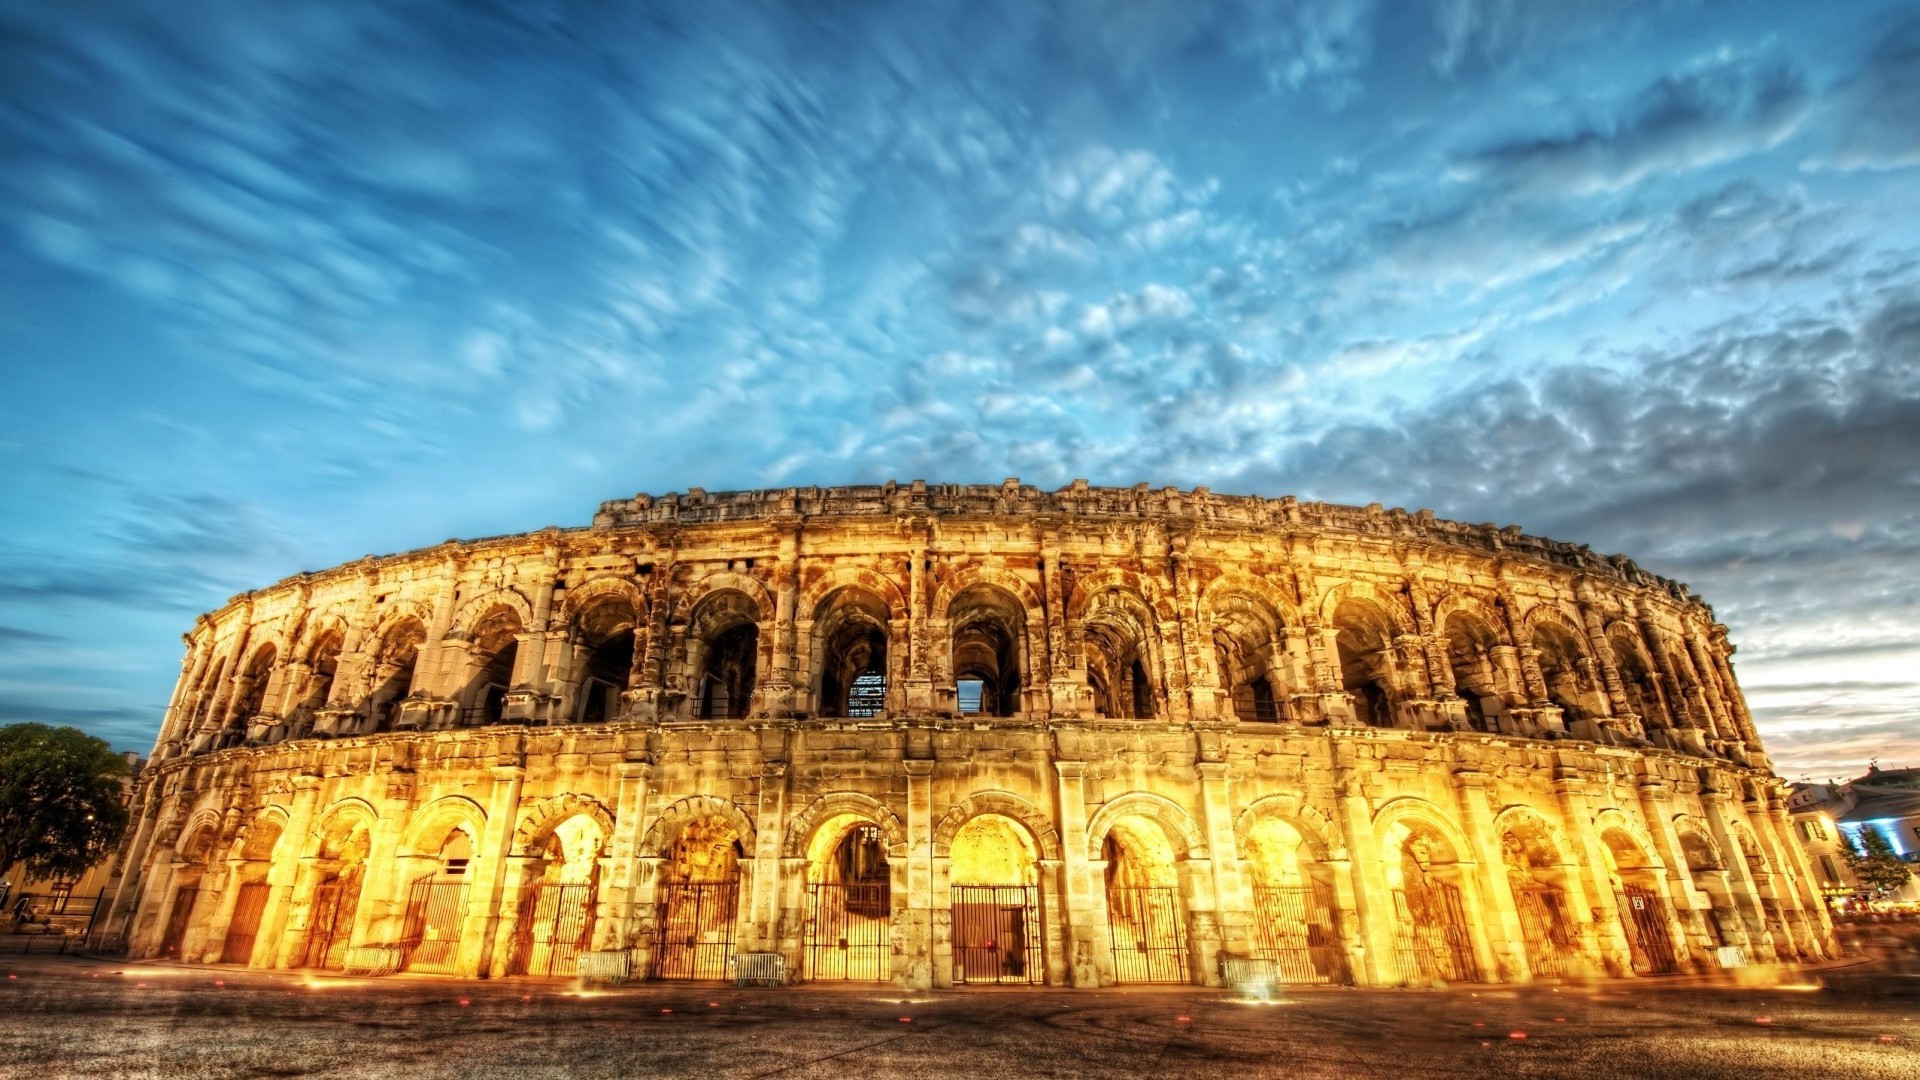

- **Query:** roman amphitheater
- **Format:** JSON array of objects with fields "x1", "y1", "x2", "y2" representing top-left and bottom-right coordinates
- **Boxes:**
[{"x1": 102, "y1": 481, "x2": 1834, "y2": 989}]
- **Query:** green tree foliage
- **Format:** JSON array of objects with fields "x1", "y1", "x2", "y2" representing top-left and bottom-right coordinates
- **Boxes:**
[
  {"x1": 0, "y1": 723, "x2": 130, "y2": 880},
  {"x1": 1839, "y1": 826, "x2": 1914, "y2": 896}
]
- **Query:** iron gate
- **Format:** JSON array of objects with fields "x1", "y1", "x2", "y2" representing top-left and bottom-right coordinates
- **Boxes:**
[
  {"x1": 220, "y1": 881, "x2": 272, "y2": 965},
  {"x1": 1511, "y1": 882, "x2": 1580, "y2": 978},
  {"x1": 806, "y1": 881, "x2": 891, "y2": 981},
  {"x1": 1391, "y1": 882, "x2": 1481, "y2": 983},
  {"x1": 508, "y1": 883, "x2": 596, "y2": 977},
  {"x1": 1616, "y1": 884, "x2": 1678, "y2": 974},
  {"x1": 652, "y1": 881, "x2": 738, "y2": 980},
  {"x1": 1250, "y1": 882, "x2": 1349, "y2": 984},
  {"x1": 399, "y1": 878, "x2": 469, "y2": 974},
  {"x1": 159, "y1": 886, "x2": 198, "y2": 960},
  {"x1": 1106, "y1": 885, "x2": 1189, "y2": 983},
  {"x1": 301, "y1": 871, "x2": 362, "y2": 969},
  {"x1": 950, "y1": 885, "x2": 1042, "y2": 984}
]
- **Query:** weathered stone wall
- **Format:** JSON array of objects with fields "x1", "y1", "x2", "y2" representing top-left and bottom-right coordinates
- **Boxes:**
[{"x1": 103, "y1": 481, "x2": 1833, "y2": 987}]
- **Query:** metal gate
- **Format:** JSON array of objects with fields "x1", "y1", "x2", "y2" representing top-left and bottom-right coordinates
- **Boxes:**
[
  {"x1": 399, "y1": 878, "x2": 469, "y2": 974},
  {"x1": 159, "y1": 886, "x2": 198, "y2": 960},
  {"x1": 1616, "y1": 884, "x2": 1678, "y2": 974},
  {"x1": 1511, "y1": 882, "x2": 1580, "y2": 978},
  {"x1": 806, "y1": 881, "x2": 891, "y2": 981},
  {"x1": 1106, "y1": 885, "x2": 1189, "y2": 983},
  {"x1": 1391, "y1": 881, "x2": 1481, "y2": 983},
  {"x1": 950, "y1": 885, "x2": 1042, "y2": 985},
  {"x1": 508, "y1": 883, "x2": 596, "y2": 977},
  {"x1": 220, "y1": 881, "x2": 272, "y2": 965},
  {"x1": 1250, "y1": 882, "x2": 1349, "y2": 984},
  {"x1": 652, "y1": 881, "x2": 738, "y2": 980},
  {"x1": 301, "y1": 870, "x2": 362, "y2": 970}
]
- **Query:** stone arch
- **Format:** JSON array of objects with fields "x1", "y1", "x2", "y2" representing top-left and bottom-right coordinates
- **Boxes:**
[
  {"x1": 638, "y1": 795, "x2": 756, "y2": 859},
  {"x1": 1429, "y1": 591, "x2": 1509, "y2": 640},
  {"x1": 238, "y1": 807, "x2": 290, "y2": 862},
  {"x1": 807, "y1": 582, "x2": 898, "y2": 717},
  {"x1": 513, "y1": 793, "x2": 616, "y2": 858},
  {"x1": 678, "y1": 572, "x2": 775, "y2": 625},
  {"x1": 294, "y1": 614, "x2": 351, "y2": 660},
  {"x1": 1316, "y1": 581, "x2": 1416, "y2": 636},
  {"x1": 1234, "y1": 795, "x2": 1345, "y2": 862},
  {"x1": 932, "y1": 790, "x2": 1062, "y2": 862},
  {"x1": 1729, "y1": 819, "x2": 1771, "y2": 873},
  {"x1": 1592, "y1": 808, "x2": 1664, "y2": 873},
  {"x1": 944, "y1": 580, "x2": 1034, "y2": 717},
  {"x1": 449, "y1": 588, "x2": 535, "y2": 640},
  {"x1": 306, "y1": 798, "x2": 379, "y2": 858},
  {"x1": 1671, "y1": 816, "x2": 1724, "y2": 871},
  {"x1": 1372, "y1": 797, "x2": 1474, "y2": 864},
  {"x1": 1518, "y1": 603, "x2": 1587, "y2": 649},
  {"x1": 1074, "y1": 583, "x2": 1164, "y2": 720},
  {"x1": 176, "y1": 810, "x2": 223, "y2": 864},
  {"x1": 782, "y1": 791, "x2": 907, "y2": 859},
  {"x1": 1202, "y1": 572, "x2": 1302, "y2": 629},
  {"x1": 368, "y1": 600, "x2": 432, "y2": 644},
  {"x1": 933, "y1": 566, "x2": 1044, "y2": 626},
  {"x1": 560, "y1": 575, "x2": 647, "y2": 627},
  {"x1": 1492, "y1": 804, "x2": 1575, "y2": 868},
  {"x1": 1064, "y1": 568, "x2": 1164, "y2": 622},
  {"x1": 800, "y1": 565, "x2": 908, "y2": 624},
  {"x1": 1084, "y1": 792, "x2": 1206, "y2": 862},
  {"x1": 401, "y1": 796, "x2": 488, "y2": 857}
]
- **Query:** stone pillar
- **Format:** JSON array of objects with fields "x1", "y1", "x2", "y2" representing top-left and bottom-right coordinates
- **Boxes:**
[
  {"x1": 1765, "y1": 795, "x2": 1835, "y2": 957},
  {"x1": 764, "y1": 528, "x2": 801, "y2": 717},
  {"x1": 746, "y1": 759, "x2": 791, "y2": 953},
  {"x1": 1330, "y1": 746, "x2": 1396, "y2": 984},
  {"x1": 904, "y1": 759, "x2": 936, "y2": 989},
  {"x1": 257, "y1": 773, "x2": 321, "y2": 969},
  {"x1": 1041, "y1": 544, "x2": 1079, "y2": 719},
  {"x1": 1633, "y1": 777, "x2": 1712, "y2": 967},
  {"x1": 1550, "y1": 769, "x2": 1635, "y2": 976},
  {"x1": 1194, "y1": 761, "x2": 1243, "y2": 986},
  {"x1": 1051, "y1": 759, "x2": 1103, "y2": 987},
  {"x1": 1699, "y1": 789, "x2": 1775, "y2": 961},
  {"x1": 460, "y1": 763, "x2": 526, "y2": 977},
  {"x1": 904, "y1": 537, "x2": 933, "y2": 712},
  {"x1": 596, "y1": 757, "x2": 654, "y2": 951},
  {"x1": 1167, "y1": 534, "x2": 1210, "y2": 721},
  {"x1": 1452, "y1": 769, "x2": 1528, "y2": 982}
]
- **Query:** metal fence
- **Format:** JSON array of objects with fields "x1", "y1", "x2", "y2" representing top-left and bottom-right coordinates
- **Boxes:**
[{"x1": 1249, "y1": 882, "x2": 1349, "y2": 984}]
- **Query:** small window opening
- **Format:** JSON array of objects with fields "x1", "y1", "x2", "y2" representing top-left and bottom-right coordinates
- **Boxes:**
[
  {"x1": 957, "y1": 678, "x2": 985, "y2": 715},
  {"x1": 847, "y1": 669, "x2": 887, "y2": 717}
]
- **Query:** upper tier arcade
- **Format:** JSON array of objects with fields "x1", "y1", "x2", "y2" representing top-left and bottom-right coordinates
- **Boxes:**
[{"x1": 150, "y1": 480, "x2": 1767, "y2": 768}]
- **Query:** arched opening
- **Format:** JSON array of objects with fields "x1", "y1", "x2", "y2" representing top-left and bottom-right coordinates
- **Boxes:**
[
  {"x1": 400, "y1": 828, "x2": 474, "y2": 974},
  {"x1": 573, "y1": 598, "x2": 637, "y2": 726},
  {"x1": 689, "y1": 592, "x2": 758, "y2": 719},
  {"x1": 367, "y1": 618, "x2": 424, "y2": 734},
  {"x1": 1242, "y1": 817, "x2": 1348, "y2": 984},
  {"x1": 228, "y1": 644, "x2": 278, "y2": 745},
  {"x1": 804, "y1": 816, "x2": 893, "y2": 981},
  {"x1": 301, "y1": 816, "x2": 369, "y2": 971},
  {"x1": 1101, "y1": 817, "x2": 1189, "y2": 983},
  {"x1": 462, "y1": 609, "x2": 521, "y2": 725},
  {"x1": 1533, "y1": 623, "x2": 1598, "y2": 724},
  {"x1": 1677, "y1": 828, "x2": 1738, "y2": 952},
  {"x1": 1082, "y1": 590, "x2": 1156, "y2": 719},
  {"x1": 509, "y1": 814, "x2": 604, "y2": 977},
  {"x1": 1382, "y1": 818, "x2": 1480, "y2": 983},
  {"x1": 948, "y1": 814, "x2": 1042, "y2": 984},
  {"x1": 1609, "y1": 628, "x2": 1671, "y2": 732},
  {"x1": 291, "y1": 631, "x2": 342, "y2": 739},
  {"x1": 1499, "y1": 818, "x2": 1581, "y2": 978},
  {"x1": 1601, "y1": 828, "x2": 1678, "y2": 975},
  {"x1": 220, "y1": 819, "x2": 283, "y2": 966},
  {"x1": 1212, "y1": 593, "x2": 1288, "y2": 723},
  {"x1": 158, "y1": 824, "x2": 219, "y2": 961},
  {"x1": 815, "y1": 588, "x2": 891, "y2": 718},
  {"x1": 1443, "y1": 611, "x2": 1507, "y2": 733},
  {"x1": 652, "y1": 814, "x2": 743, "y2": 980},
  {"x1": 949, "y1": 585, "x2": 1025, "y2": 717},
  {"x1": 1333, "y1": 600, "x2": 1398, "y2": 728}
]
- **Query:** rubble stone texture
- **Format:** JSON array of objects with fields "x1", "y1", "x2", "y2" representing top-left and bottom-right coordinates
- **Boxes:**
[{"x1": 102, "y1": 481, "x2": 1836, "y2": 988}]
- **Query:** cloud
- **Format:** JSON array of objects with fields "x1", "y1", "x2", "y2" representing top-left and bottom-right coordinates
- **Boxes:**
[{"x1": 1819, "y1": 13, "x2": 1920, "y2": 170}]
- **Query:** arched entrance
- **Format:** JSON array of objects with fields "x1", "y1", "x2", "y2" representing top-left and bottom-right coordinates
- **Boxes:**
[
  {"x1": 804, "y1": 818, "x2": 893, "y2": 981},
  {"x1": 1383, "y1": 819, "x2": 1481, "y2": 983},
  {"x1": 221, "y1": 817, "x2": 283, "y2": 966},
  {"x1": 1101, "y1": 818, "x2": 1188, "y2": 983},
  {"x1": 1601, "y1": 828, "x2": 1679, "y2": 975},
  {"x1": 948, "y1": 814, "x2": 1042, "y2": 984},
  {"x1": 400, "y1": 829, "x2": 473, "y2": 974},
  {"x1": 159, "y1": 823, "x2": 219, "y2": 960},
  {"x1": 508, "y1": 814, "x2": 603, "y2": 977},
  {"x1": 1242, "y1": 817, "x2": 1348, "y2": 984},
  {"x1": 1499, "y1": 817, "x2": 1582, "y2": 978},
  {"x1": 652, "y1": 814, "x2": 743, "y2": 980},
  {"x1": 301, "y1": 815, "x2": 369, "y2": 970}
]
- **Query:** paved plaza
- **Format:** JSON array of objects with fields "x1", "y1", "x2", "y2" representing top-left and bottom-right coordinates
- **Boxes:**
[{"x1": 3, "y1": 938, "x2": 1916, "y2": 1079}]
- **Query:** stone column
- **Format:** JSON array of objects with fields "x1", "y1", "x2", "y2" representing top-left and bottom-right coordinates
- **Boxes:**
[
  {"x1": 904, "y1": 759, "x2": 936, "y2": 989},
  {"x1": 765, "y1": 527, "x2": 801, "y2": 717},
  {"x1": 596, "y1": 757, "x2": 654, "y2": 951},
  {"x1": 1041, "y1": 542, "x2": 1079, "y2": 718},
  {"x1": 258, "y1": 773, "x2": 322, "y2": 969},
  {"x1": 1452, "y1": 769, "x2": 1528, "y2": 982},
  {"x1": 460, "y1": 763, "x2": 526, "y2": 977},
  {"x1": 1765, "y1": 795, "x2": 1835, "y2": 957},
  {"x1": 1194, "y1": 761, "x2": 1243, "y2": 987},
  {"x1": 1634, "y1": 777, "x2": 1711, "y2": 966},
  {"x1": 746, "y1": 759, "x2": 791, "y2": 954},
  {"x1": 1550, "y1": 769, "x2": 1634, "y2": 976},
  {"x1": 1700, "y1": 789, "x2": 1775, "y2": 962},
  {"x1": 1330, "y1": 746, "x2": 1396, "y2": 984},
  {"x1": 1051, "y1": 759, "x2": 1103, "y2": 987},
  {"x1": 904, "y1": 536, "x2": 933, "y2": 713}
]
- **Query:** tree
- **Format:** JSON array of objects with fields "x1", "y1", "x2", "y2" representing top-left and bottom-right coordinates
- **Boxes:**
[
  {"x1": 0, "y1": 723, "x2": 131, "y2": 882},
  {"x1": 1839, "y1": 825, "x2": 1914, "y2": 896}
]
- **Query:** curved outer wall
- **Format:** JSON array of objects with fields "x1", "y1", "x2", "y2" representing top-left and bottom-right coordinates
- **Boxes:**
[{"x1": 104, "y1": 481, "x2": 1835, "y2": 987}]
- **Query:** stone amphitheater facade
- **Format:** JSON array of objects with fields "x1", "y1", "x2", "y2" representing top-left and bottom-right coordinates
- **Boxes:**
[{"x1": 104, "y1": 481, "x2": 1834, "y2": 988}]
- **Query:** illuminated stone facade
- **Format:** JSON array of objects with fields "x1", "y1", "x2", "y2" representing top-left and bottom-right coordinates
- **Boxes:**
[{"x1": 104, "y1": 481, "x2": 1834, "y2": 987}]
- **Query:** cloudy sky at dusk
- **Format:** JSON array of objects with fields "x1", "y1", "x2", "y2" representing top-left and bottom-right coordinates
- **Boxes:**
[{"x1": 1, "y1": 0, "x2": 1916, "y2": 779}]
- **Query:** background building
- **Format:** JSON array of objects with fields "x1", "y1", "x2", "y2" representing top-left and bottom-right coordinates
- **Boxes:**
[
  {"x1": 99, "y1": 482, "x2": 1833, "y2": 986},
  {"x1": 1789, "y1": 766, "x2": 1920, "y2": 905}
]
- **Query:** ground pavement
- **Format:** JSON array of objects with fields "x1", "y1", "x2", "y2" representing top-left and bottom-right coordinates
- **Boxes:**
[{"x1": 2, "y1": 938, "x2": 1916, "y2": 1079}]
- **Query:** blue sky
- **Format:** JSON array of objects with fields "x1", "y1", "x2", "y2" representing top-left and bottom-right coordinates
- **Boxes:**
[{"x1": 1, "y1": 0, "x2": 1916, "y2": 780}]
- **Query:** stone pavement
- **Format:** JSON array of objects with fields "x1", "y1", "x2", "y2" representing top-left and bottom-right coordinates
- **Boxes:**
[{"x1": 1, "y1": 950, "x2": 1915, "y2": 1079}]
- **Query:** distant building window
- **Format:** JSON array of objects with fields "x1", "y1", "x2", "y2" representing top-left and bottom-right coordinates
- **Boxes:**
[{"x1": 847, "y1": 670, "x2": 887, "y2": 717}]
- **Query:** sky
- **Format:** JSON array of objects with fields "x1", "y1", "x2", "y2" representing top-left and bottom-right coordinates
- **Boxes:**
[{"x1": 0, "y1": 0, "x2": 1916, "y2": 780}]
